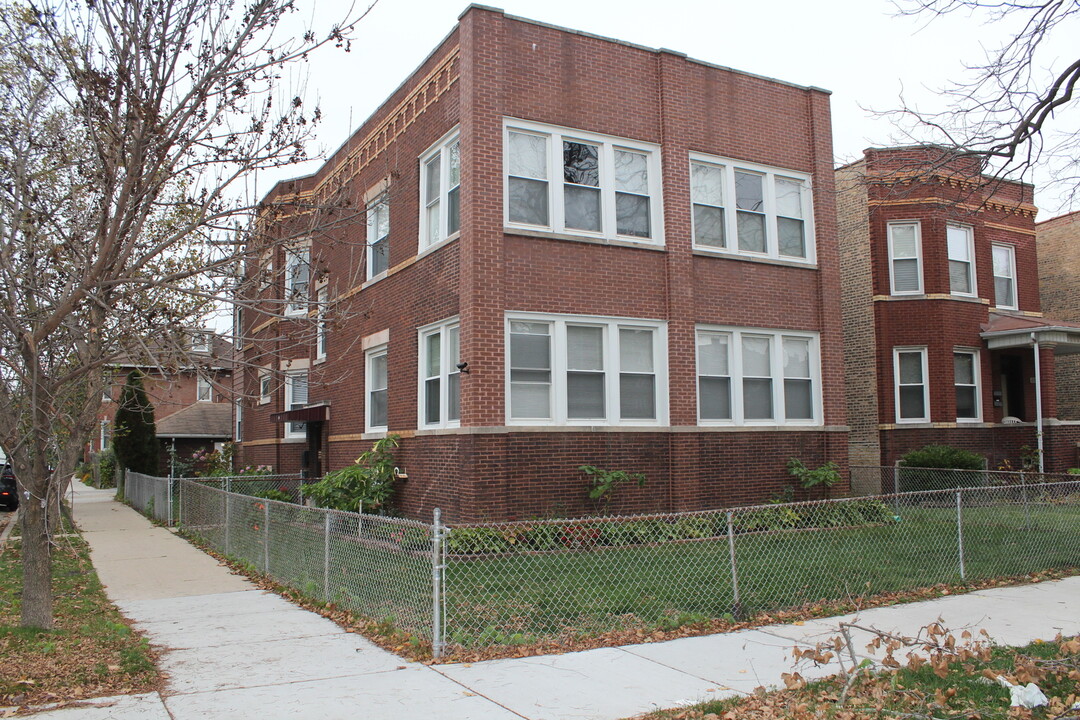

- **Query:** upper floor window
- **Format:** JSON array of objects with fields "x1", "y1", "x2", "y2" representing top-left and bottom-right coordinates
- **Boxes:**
[
  {"x1": 316, "y1": 287, "x2": 328, "y2": 361},
  {"x1": 197, "y1": 375, "x2": 213, "y2": 402},
  {"x1": 947, "y1": 224, "x2": 975, "y2": 296},
  {"x1": 690, "y1": 155, "x2": 814, "y2": 262},
  {"x1": 894, "y1": 347, "x2": 929, "y2": 423},
  {"x1": 367, "y1": 196, "x2": 390, "y2": 278},
  {"x1": 507, "y1": 313, "x2": 666, "y2": 425},
  {"x1": 505, "y1": 120, "x2": 663, "y2": 244},
  {"x1": 419, "y1": 130, "x2": 460, "y2": 250},
  {"x1": 284, "y1": 245, "x2": 310, "y2": 315},
  {"x1": 992, "y1": 243, "x2": 1017, "y2": 310},
  {"x1": 366, "y1": 345, "x2": 388, "y2": 432},
  {"x1": 888, "y1": 222, "x2": 922, "y2": 294},
  {"x1": 235, "y1": 401, "x2": 243, "y2": 442},
  {"x1": 419, "y1": 320, "x2": 460, "y2": 429},
  {"x1": 954, "y1": 350, "x2": 980, "y2": 421},
  {"x1": 696, "y1": 327, "x2": 820, "y2": 425},
  {"x1": 190, "y1": 331, "x2": 210, "y2": 353},
  {"x1": 258, "y1": 369, "x2": 272, "y2": 405},
  {"x1": 284, "y1": 370, "x2": 308, "y2": 439}
]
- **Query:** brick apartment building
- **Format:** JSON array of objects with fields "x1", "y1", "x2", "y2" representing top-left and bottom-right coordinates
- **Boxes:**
[
  {"x1": 1037, "y1": 211, "x2": 1080, "y2": 424},
  {"x1": 91, "y1": 332, "x2": 234, "y2": 474},
  {"x1": 236, "y1": 5, "x2": 848, "y2": 521},
  {"x1": 837, "y1": 147, "x2": 1080, "y2": 490}
]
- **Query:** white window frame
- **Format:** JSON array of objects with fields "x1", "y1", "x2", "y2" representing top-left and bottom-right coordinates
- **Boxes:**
[
  {"x1": 894, "y1": 347, "x2": 930, "y2": 423},
  {"x1": 504, "y1": 312, "x2": 668, "y2": 426},
  {"x1": 366, "y1": 345, "x2": 388, "y2": 432},
  {"x1": 946, "y1": 224, "x2": 976, "y2": 297},
  {"x1": 695, "y1": 327, "x2": 822, "y2": 426},
  {"x1": 191, "y1": 331, "x2": 210, "y2": 353},
  {"x1": 235, "y1": 400, "x2": 243, "y2": 442},
  {"x1": 418, "y1": 319, "x2": 461, "y2": 429},
  {"x1": 284, "y1": 244, "x2": 311, "y2": 316},
  {"x1": 99, "y1": 420, "x2": 110, "y2": 451},
  {"x1": 887, "y1": 221, "x2": 923, "y2": 295},
  {"x1": 419, "y1": 128, "x2": 461, "y2": 251},
  {"x1": 689, "y1": 153, "x2": 814, "y2": 263},
  {"x1": 367, "y1": 195, "x2": 390, "y2": 280},
  {"x1": 283, "y1": 370, "x2": 308, "y2": 439},
  {"x1": 315, "y1": 286, "x2": 328, "y2": 361},
  {"x1": 992, "y1": 243, "x2": 1018, "y2": 310},
  {"x1": 258, "y1": 369, "x2": 271, "y2": 405},
  {"x1": 954, "y1": 349, "x2": 981, "y2": 422},
  {"x1": 196, "y1": 375, "x2": 213, "y2": 402},
  {"x1": 504, "y1": 119, "x2": 664, "y2": 245}
]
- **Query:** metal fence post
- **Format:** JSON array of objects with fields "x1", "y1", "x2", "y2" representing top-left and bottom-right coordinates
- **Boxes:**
[
  {"x1": 167, "y1": 477, "x2": 174, "y2": 527},
  {"x1": 726, "y1": 510, "x2": 742, "y2": 619},
  {"x1": 323, "y1": 511, "x2": 331, "y2": 601},
  {"x1": 956, "y1": 490, "x2": 966, "y2": 581},
  {"x1": 263, "y1": 501, "x2": 271, "y2": 573},
  {"x1": 432, "y1": 508, "x2": 444, "y2": 659}
]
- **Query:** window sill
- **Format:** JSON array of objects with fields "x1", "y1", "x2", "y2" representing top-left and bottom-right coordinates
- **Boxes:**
[
  {"x1": 361, "y1": 271, "x2": 389, "y2": 290},
  {"x1": 874, "y1": 294, "x2": 989, "y2": 305},
  {"x1": 692, "y1": 248, "x2": 816, "y2": 269},
  {"x1": 281, "y1": 437, "x2": 307, "y2": 443},
  {"x1": 416, "y1": 231, "x2": 461, "y2": 261},
  {"x1": 313, "y1": 356, "x2": 327, "y2": 366},
  {"x1": 361, "y1": 430, "x2": 388, "y2": 440},
  {"x1": 504, "y1": 226, "x2": 665, "y2": 252}
]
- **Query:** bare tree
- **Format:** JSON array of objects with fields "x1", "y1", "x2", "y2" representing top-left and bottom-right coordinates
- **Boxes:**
[
  {"x1": 0, "y1": 0, "x2": 372, "y2": 629},
  {"x1": 891, "y1": 0, "x2": 1080, "y2": 205}
]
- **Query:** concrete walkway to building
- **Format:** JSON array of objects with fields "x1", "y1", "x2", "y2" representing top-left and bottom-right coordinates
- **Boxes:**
[{"x1": 13, "y1": 481, "x2": 1080, "y2": 720}]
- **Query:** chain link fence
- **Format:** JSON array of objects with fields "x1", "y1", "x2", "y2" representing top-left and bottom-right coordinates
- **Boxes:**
[
  {"x1": 851, "y1": 465, "x2": 1074, "y2": 494},
  {"x1": 125, "y1": 471, "x2": 304, "y2": 525},
  {"x1": 121, "y1": 470, "x2": 1080, "y2": 658}
]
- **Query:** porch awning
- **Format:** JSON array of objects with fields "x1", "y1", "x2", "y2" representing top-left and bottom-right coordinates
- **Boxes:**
[
  {"x1": 980, "y1": 314, "x2": 1080, "y2": 355},
  {"x1": 270, "y1": 404, "x2": 329, "y2": 424}
]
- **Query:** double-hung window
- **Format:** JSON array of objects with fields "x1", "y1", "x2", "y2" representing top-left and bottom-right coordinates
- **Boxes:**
[
  {"x1": 284, "y1": 370, "x2": 308, "y2": 438},
  {"x1": 419, "y1": 130, "x2": 460, "y2": 249},
  {"x1": 690, "y1": 155, "x2": 814, "y2": 262},
  {"x1": 696, "y1": 327, "x2": 820, "y2": 425},
  {"x1": 367, "y1": 197, "x2": 389, "y2": 278},
  {"x1": 947, "y1": 224, "x2": 976, "y2": 296},
  {"x1": 316, "y1": 287, "x2": 328, "y2": 361},
  {"x1": 894, "y1": 347, "x2": 929, "y2": 423},
  {"x1": 284, "y1": 246, "x2": 310, "y2": 315},
  {"x1": 992, "y1": 243, "x2": 1017, "y2": 309},
  {"x1": 235, "y1": 401, "x2": 243, "y2": 442},
  {"x1": 505, "y1": 120, "x2": 662, "y2": 243},
  {"x1": 888, "y1": 222, "x2": 922, "y2": 294},
  {"x1": 197, "y1": 375, "x2": 213, "y2": 402},
  {"x1": 507, "y1": 313, "x2": 665, "y2": 425},
  {"x1": 419, "y1": 320, "x2": 460, "y2": 428},
  {"x1": 954, "y1": 350, "x2": 980, "y2": 421},
  {"x1": 258, "y1": 369, "x2": 271, "y2": 405},
  {"x1": 366, "y1": 346, "x2": 388, "y2": 431}
]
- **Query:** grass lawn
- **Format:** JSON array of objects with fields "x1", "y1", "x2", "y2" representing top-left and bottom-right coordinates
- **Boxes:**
[
  {"x1": 0, "y1": 530, "x2": 160, "y2": 709},
  {"x1": 634, "y1": 634, "x2": 1080, "y2": 719}
]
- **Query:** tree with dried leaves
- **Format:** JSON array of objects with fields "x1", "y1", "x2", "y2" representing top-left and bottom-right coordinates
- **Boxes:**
[
  {"x1": 891, "y1": 0, "x2": 1080, "y2": 205},
  {"x1": 0, "y1": 0, "x2": 371, "y2": 629}
]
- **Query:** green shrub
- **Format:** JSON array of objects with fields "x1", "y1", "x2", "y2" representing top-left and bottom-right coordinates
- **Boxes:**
[
  {"x1": 252, "y1": 488, "x2": 292, "y2": 503},
  {"x1": 305, "y1": 435, "x2": 399, "y2": 513},
  {"x1": 96, "y1": 448, "x2": 117, "y2": 489},
  {"x1": 898, "y1": 445, "x2": 986, "y2": 492}
]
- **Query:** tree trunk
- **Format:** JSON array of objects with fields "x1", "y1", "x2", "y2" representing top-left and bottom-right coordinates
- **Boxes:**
[{"x1": 20, "y1": 482, "x2": 53, "y2": 629}]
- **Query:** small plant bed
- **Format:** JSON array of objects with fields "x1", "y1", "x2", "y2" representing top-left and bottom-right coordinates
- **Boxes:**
[
  {"x1": 0, "y1": 538, "x2": 160, "y2": 710},
  {"x1": 632, "y1": 631, "x2": 1080, "y2": 720}
]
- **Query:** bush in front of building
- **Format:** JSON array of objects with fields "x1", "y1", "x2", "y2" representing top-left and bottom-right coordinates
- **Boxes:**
[{"x1": 897, "y1": 445, "x2": 986, "y2": 492}]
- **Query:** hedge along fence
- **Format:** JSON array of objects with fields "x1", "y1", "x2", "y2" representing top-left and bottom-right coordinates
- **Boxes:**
[{"x1": 122, "y1": 471, "x2": 1080, "y2": 659}]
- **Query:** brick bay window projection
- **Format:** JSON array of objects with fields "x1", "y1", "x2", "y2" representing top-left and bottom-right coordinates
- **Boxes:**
[
  {"x1": 947, "y1": 224, "x2": 976, "y2": 296},
  {"x1": 505, "y1": 121, "x2": 662, "y2": 243},
  {"x1": 419, "y1": 131, "x2": 460, "y2": 249},
  {"x1": 894, "y1": 348, "x2": 929, "y2": 423},
  {"x1": 954, "y1": 350, "x2": 980, "y2": 421},
  {"x1": 690, "y1": 155, "x2": 813, "y2": 262},
  {"x1": 284, "y1": 370, "x2": 308, "y2": 438},
  {"x1": 419, "y1": 321, "x2": 460, "y2": 428},
  {"x1": 992, "y1": 243, "x2": 1017, "y2": 309},
  {"x1": 508, "y1": 314, "x2": 664, "y2": 425},
  {"x1": 696, "y1": 328, "x2": 820, "y2": 424},
  {"x1": 888, "y1": 221, "x2": 923, "y2": 294},
  {"x1": 366, "y1": 346, "x2": 387, "y2": 431}
]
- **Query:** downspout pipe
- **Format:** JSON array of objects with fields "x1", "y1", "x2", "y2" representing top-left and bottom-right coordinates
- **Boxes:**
[{"x1": 1031, "y1": 332, "x2": 1044, "y2": 473}]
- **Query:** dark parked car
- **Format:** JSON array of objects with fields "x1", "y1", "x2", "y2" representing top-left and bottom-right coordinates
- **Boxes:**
[{"x1": 0, "y1": 464, "x2": 17, "y2": 511}]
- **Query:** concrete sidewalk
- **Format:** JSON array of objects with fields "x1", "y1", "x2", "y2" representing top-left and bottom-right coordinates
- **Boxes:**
[{"x1": 19, "y1": 482, "x2": 1080, "y2": 720}]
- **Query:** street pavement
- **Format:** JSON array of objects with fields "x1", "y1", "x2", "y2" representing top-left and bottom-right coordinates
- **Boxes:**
[{"x1": 10, "y1": 481, "x2": 1079, "y2": 720}]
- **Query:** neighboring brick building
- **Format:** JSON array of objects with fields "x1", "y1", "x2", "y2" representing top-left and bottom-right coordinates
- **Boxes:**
[
  {"x1": 237, "y1": 5, "x2": 848, "y2": 521},
  {"x1": 91, "y1": 332, "x2": 234, "y2": 474},
  {"x1": 837, "y1": 147, "x2": 1080, "y2": 489},
  {"x1": 1037, "y1": 211, "x2": 1080, "y2": 424}
]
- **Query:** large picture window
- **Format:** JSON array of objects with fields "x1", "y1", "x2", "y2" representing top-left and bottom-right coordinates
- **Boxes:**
[
  {"x1": 507, "y1": 313, "x2": 665, "y2": 425},
  {"x1": 696, "y1": 327, "x2": 820, "y2": 425},
  {"x1": 888, "y1": 222, "x2": 922, "y2": 294},
  {"x1": 505, "y1": 120, "x2": 663, "y2": 244},
  {"x1": 690, "y1": 155, "x2": 814, "y2": 262},
  {"x1": 419, "y1": 320, "x2": 460, "y2": 428},
  {"x1": 419, "y1": 130, "x2": 460, "y2": 250}
]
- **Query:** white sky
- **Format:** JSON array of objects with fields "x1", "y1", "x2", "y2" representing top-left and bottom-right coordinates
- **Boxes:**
[{"x1": 259, "y1": 0, "x2": 1076, "y2": 216}]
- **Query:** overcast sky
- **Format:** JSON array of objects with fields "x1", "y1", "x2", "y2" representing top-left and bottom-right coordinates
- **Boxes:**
[{"x1": 259, "y1": 0, "x2": 1076, "y2": 216}]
